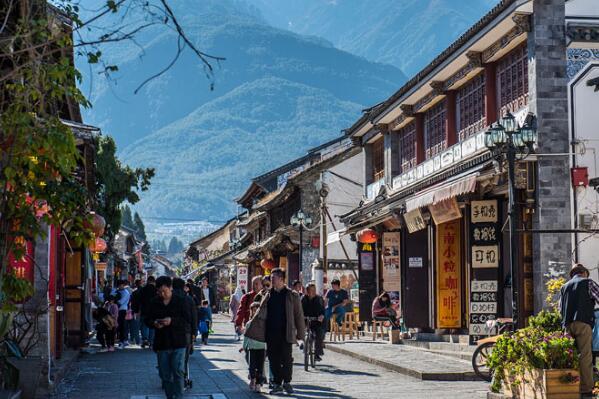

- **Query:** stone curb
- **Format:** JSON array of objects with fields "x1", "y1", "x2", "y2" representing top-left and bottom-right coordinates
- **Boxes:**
[{"x1": 326, "y1": 343, "x2": 481, "y2": 382}]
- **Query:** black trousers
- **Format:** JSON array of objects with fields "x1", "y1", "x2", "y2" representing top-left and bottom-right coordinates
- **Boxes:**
[
  {"x1": 266, "y1": 339, "x2": 293, "y2": 385},
  {"x1": 117, "y1": 310, "x2": 127, "y2": 342},
  {"x1": 248, "y1": 349, "x2": 266, "y2": 380},
  {"x1": 97, "y1": 323, "x2": 115, "y2": 347}
]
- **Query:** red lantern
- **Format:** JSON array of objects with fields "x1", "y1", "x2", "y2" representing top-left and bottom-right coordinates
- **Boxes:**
[
  {"x1": 357, "y1": 228, "x2": 378, "y2": 244},
  {"x1": 260, "y1": 258, "x2": 276, "y2": 271},
  {"x1": 90, "y1": 237, "x2": 107, "y2": 253},
  {"x1": 90, "y1": 212, "x2": 106, "y2": 237}
]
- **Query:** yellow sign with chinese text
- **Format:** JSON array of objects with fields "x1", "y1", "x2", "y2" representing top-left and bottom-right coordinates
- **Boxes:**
[{"x1": 436, "y1": 220, "x2": 462, "y2": 328}]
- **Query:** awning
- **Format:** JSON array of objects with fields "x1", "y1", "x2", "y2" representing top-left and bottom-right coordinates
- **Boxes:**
[{"x1": 405, "y1": 171, "x2": 479, "y2": 212}]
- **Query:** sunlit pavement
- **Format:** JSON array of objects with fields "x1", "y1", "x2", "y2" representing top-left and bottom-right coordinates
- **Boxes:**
[{"x1": 51, "y1": 315, "x2": 488, "y2": 399}]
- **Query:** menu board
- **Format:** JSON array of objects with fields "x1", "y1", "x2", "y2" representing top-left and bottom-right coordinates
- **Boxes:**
[
  {"x1": 382, "y1": 232, "x2": 401, "y2": 291},
  {"x1": 469, "y1": 280, "x2": 498, "y2": 344}
]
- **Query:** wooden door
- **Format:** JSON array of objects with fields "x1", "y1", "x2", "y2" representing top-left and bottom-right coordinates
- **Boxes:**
[
  {"x1": 402, "y1": 228, "x2": 430, "y2": 329},
  {"x1": 64, "y1": 250, "x2": 83, "y2": 347}
]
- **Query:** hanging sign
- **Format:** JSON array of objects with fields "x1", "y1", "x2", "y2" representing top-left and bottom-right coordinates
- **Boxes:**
[
  {"x1": 237, "y1": 265, "x2": 248, "y2": 290},
  {"x1": 382, "y1": 232, "x2": 401, "y2": 291},
  {"x1": 436, "y1": 219, "x2": 461, "y2": 328},
  {"x1": 404, "y1": 208, "x2": 427, "y2": 233},
  {"x1": 471, "y1": 200, "x2": 498, "y2": 223},
  {"x1": 429, "y1": 198, "x2": 462, "y2": 225}
]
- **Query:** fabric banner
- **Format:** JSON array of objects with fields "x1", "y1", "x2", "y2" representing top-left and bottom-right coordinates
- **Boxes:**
[
  {"x1": 404, "y1": 208, "x2": 427, "y2": 233},
  {"x1": 382, "y1": 232, "x2": 401, "y2": 292},
  {"x1": 429, "y1": 197, "x2": 462, "y2": 225},
  {"x1": 436, "y1": 219, "x2": 462, "y2": 328}
]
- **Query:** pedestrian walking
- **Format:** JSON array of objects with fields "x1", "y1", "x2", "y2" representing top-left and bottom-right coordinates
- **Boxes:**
[
  {"x1": 128, "y1": 279, "x2": 143, "y2": 346},
  {"x1": 230, "y1": 286, "x2": 244, "y2": 340},
  {"x1": 292, "y1": 280, "x2": 303, "y2": 295},
  {"x1": 235, "y1": 276, "x2": 263, "y2": 334},
  {"x1": 324, "y1": 279, "x2": 349, "y2": 327},
  {"x1": 173, "y1": 278, "x2": 198, "y2": 349},
  {"x1": 145, "y1": 276, "x2": 192, "y2": 399},
  {"x1": 116, "y1": 279, "x2": 131, "y2": 348},
  {"x1": 560, "y1": 263, "x2": 599, "y2": 398},
  {"x1": 93, "y1": 296, "x2": 117, "y2": 352},
  {"x1": 241, "y1": 301, "x2": 266, "y2": 393},
  {"x1": 140, "y1": 276, "x2": 157, "y2": 348},
  {"x1": 244, "y1": 268, "x2": 305, "y2": 395},
  {"x1": 200, "y1": 277, "x2": 217, "y2": 313},
  {"x1": 198, "y1": 300, "x2": 212, "y2": 345},
  {"x1": 301, "y1": 283, "x2": 325, "y2": 361}
]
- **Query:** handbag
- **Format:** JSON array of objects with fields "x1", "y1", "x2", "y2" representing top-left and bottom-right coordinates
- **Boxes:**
[{"x1": 102, "y1": 314, "x2": 116, "y2": 329}]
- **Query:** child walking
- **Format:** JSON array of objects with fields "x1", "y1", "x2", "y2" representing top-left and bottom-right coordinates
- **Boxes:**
[
  {"x1": 198, "y1": 300, "x2": 212, "y2": 345},
  {"x1": 94, "y1": 295, "x2": 118, "y2": 352},
  {"x1": 242, "y1": 301, "x2": 266, "y2": 393}
]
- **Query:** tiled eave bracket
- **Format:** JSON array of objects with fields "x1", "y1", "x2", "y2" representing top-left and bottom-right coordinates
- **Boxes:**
[{"x1": 567, "y1": 23, "x2": 599, "y2": 45}]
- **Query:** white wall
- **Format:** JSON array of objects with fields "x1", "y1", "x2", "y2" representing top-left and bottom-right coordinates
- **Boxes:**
[
  {"x1": 571, "y1": 62, "x2": 599, "y2": 278},
  {"x1": 321, "y1": 151, "x2": 364, "y2": 262},
  {"x1": 566, "y1": 0, "x2": 599, "y2": 18}
]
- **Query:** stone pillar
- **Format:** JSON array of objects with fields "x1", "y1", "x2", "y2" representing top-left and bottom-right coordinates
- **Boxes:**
[{"x1": 528, "y1": 0, "x2": 572, "y2": 311}]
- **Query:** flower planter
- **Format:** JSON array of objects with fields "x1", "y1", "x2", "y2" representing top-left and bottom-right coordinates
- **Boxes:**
[{"x1": 502, "y1": 369, "x2": 580, "y2": 399}]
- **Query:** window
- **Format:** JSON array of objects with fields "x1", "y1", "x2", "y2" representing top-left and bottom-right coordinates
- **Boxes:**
[
  {"x1": 457, "y1": 73, "x2": 486, "y2": 141},
  {"x1": 497, "y1": 44, "x2": 528, "y2": 115},
  {"x1": 398, "y1": 122, "x2": 417, "y2": 173},
  {"x1": 371, "y1": 138, "x2": 385, "y2": 182},
  {"x1": 424, "y1": 99, "x2": 447, "y2": 159}
]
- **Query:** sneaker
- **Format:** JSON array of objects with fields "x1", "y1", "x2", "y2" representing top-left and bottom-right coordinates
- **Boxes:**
[
  {"x1": 269, "y1": 384, "x2": 284, "y2": 394},
  {"x1": 315, "y1": 355, "x2": 323, "y2": 362},
  {"x1": 249, "y1": 379, "x2": 256, "y2": 391},
  {"x1": 108, "y1": 346, "x2": 115, "y2": 352},
  {"x1": 282, "y1": 383, "x2": 294, "y2": 394},
  {"x1": 253, "y1": 384, "x2": 261, "y2": 393}
]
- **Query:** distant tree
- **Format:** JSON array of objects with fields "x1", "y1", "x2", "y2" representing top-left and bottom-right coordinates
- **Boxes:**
[
  {"x1": 168, "y1": 237, "x2": 184, "y2": 254},
  {"x1": 121, "y1": 205, "x2": 134, "y2": 229},
  {"x1": 133, "y1": 212, "x2": 147, "y2": 241},
  {"x1": 95, "y1": 136, "x2": 154, "y2": 241}
]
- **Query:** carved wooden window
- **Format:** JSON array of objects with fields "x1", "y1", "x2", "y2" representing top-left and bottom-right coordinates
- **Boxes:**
[
  {"x1": 371, "y1": 137, "x2": 385, "y2": 182},
  {"x1": 457, "y1": 73, "x2": 486, "y2": 141},
  {"x1": 424, "y1": 99, "x2": 447, "y2": 159},
  {"x1": 497, "y1": 44, "x2": 528, "y2": 115},
  {"x1": 398, "y1": 122, "x2": 417, "y2": 173}
]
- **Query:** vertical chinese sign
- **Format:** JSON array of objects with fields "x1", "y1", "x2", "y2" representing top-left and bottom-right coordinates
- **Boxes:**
[
  {"x1": 237, "y1": 265, "x2": 248, "y2": 291},
  {"x1": 436, "y1": 220, "x2": 461, "y2": 328},
  {"x1": 469, "y1": 200, "x2": 500, "y2": 344},
  {"x1": 382, "y1": 232, "x2": 401, "y2": 310}
]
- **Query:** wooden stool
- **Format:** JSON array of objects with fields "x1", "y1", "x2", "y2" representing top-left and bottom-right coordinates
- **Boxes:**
[
  {"x1": 343, "y1": 312, "x2": 359, "y2": 340},
  {"x1": 329, "y1": 319, "x2": 341, "y2": 342},
  {"x1": 371, "y1": 319, "x2": 386, "y2": 341}
]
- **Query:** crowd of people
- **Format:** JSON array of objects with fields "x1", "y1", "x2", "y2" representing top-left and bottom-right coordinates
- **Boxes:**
[{"x1": 93, "y1": 269, "x2": 402, "y2": 398}]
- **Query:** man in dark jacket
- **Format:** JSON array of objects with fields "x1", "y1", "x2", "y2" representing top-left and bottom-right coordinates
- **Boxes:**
[
  {"x1": 140, "y1": 276, "x2": 157, "y2": 348},
  {"x1": 560, "y1": 264, "x2": 599, "y2": 397},
  {"x1": 199, "y1": 277, "x2": 217, "y2": 313},
  {"x1": 172, "y1": 278, "x2": 198, "y2": 349},
  {"x1": 145, "y1": 276, "x2": 192, "y2": 399}
]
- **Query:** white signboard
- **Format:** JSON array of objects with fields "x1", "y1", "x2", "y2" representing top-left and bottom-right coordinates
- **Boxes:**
[
  {"x1": 408, "y1": 257, "x2": 423, "y2": 268},
  {"x1": 470, "y1": 302, "x2": 497, "y2": 314},
  {"x1": 471, "y1": 200, "x2": 499, "y2": 223},
  {"x1": 471, "y1": 280, "x2": 498, "y2": 292},
  {"x1": 237, "y1": 265, "x2": 248, "y2": 290},
  {"x1": 469, "y1": 323, "x2": 497, "y2": 336},
  {"x1": 472, "y1": 245, "x2": 499, "y2": 268}
]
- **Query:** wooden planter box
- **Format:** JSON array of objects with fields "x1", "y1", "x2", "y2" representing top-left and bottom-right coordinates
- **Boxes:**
[{"x1": 502, "y1": 369, "x2": 580, "y2": 399}]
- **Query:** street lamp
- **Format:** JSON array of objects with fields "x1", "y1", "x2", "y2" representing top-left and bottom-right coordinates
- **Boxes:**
[
  {"x1": 290, "y1": 209, "x2": 312, "y2": 276},
  {"x1": 484, "y1": 112, "x2": 537, "y2": 327}
]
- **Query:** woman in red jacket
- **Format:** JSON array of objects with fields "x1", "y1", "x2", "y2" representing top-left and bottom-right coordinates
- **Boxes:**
[{"x1": 235, "y1": 276, "x2": 263, "y2": 332}]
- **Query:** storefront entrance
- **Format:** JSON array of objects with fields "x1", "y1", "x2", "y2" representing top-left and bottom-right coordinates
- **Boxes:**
[{"x1": 402, "y1": 228, "x2": 431, "y2": 329}]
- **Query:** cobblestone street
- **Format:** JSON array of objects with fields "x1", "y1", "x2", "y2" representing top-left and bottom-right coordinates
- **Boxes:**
[{"x1": 51, "y1": 316, "x2": 488, "y2": 399}]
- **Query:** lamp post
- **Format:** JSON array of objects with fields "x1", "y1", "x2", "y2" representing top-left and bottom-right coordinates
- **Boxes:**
[
  {"x1": 290, "y1": 209, "x2": 312, "y2": 276},
  {"x1": 484, "y1": 112, "x2": 537, "y2": 327}
]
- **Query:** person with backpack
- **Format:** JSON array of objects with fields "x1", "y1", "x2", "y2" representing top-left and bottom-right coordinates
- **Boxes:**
[{"x1": 198, "y1": 300, "x2": 212, "y2": 345}]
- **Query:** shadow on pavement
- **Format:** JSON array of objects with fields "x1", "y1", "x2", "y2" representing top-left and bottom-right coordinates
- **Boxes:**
[
  {"x1": 287, "y1": 384, "x2": 353, "y2": 399},
  {"x1": 311, "y1": 364, "x2": 379, "y2": 377}
]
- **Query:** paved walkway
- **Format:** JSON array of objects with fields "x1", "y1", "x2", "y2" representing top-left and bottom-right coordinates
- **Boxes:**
[
  {"x1": 326, "y1": 340, "x2": 478, "y2": 380},
  {"x1": 51, "y1": 315, "x2": 489, "y2": 399}
]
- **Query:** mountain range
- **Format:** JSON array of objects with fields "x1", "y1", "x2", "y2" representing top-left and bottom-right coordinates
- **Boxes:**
[{"x1": 79, "y1": 0, "x2": 496, "y2": 227}]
